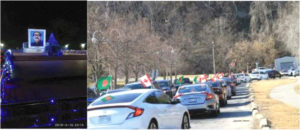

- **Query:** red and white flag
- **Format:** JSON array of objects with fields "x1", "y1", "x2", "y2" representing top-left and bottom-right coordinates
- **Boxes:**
[
  {"x1": 199, "y1": 74, "x2": 207, "y2": 83},
  {"x1": 139, "y1": 74, "x2": 153, "y2": 88}
]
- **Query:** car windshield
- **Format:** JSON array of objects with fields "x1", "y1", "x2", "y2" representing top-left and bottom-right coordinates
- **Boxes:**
[
  {"x1": 252, "y1": 71, "x2": 258, "y2": 74},
  {"x1": 178, "y1": 85, "x2": 208, "y2": 94},
  {"x1": 91, "y1": 93, "x2": 142, "y2": 106},
  {"x1": 124, "y1": 83, "x2": 148, "y2": 89},
  {"x1": 174, "y1": 78, "x2": 190, "y2": 84},
  {"x1": 211, "y1": 82, "x2": 220, "y2": 87}
]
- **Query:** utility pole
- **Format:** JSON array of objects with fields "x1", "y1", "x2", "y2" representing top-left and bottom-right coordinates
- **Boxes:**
[
  {"x1": 246, "y1": 62, "x2": 249, "y2": 74},
  {"x1": 212, "y1": 41, "x2": 216, "y2": 74}
]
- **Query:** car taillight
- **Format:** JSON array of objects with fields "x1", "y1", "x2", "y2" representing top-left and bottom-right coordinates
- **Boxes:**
[
  {"x1": 206, "y1": 93, "x2": 213, "y2": 100},
  {"x1": 173, "y1": 93, "x2": 184, "y2": 99},
  {"x1": 128, "y1": 106, "x2": 144, "y2": 117}
]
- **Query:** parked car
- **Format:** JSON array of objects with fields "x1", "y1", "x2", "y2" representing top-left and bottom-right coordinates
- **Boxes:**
[
  {"x1": 217, "y1": 79, "x2": 232, "y2": 99},
  {"x1": 211, "y1": 81, "x2": 227, "y2": 106},
  {"x1": 266, "y1": 70, "x2": 281, "y2": 79},
  {"x1": 173, "y1": 78, "x2": 193, "y2": 90},
  {"x1": 221, "y1": 77, "x2": 236, "y2": 96},
  {"x1": 254, "y1": 67, "x2": 272, "y2": 72},
  {"x1": 280, "y1": 69, "x2": 290, "y2": 76},
  {"x1": 238, "y1": 73, "x2": 251, "y2": 83},
  {"x1": 88, "y1": 89, "x2": 191, "y2": 129},
  {"x1": 155, "y1": 80, "x2": 173, "y2": 97},
  {"x1": 232, "y1": 74, "x2": 241, "y2": 85},
  {"x1": 99, "y1": 82, "x2": 161, "y2": 96},
  {"x1": 250, "y1": 71, "x2": 268, "y2": 80},
  {"x1": 173, "y1": 84, "x2": 220, "y2": 117},
  {"x1": 288, "y1": 68, "x2": 299, "y2": 77}
]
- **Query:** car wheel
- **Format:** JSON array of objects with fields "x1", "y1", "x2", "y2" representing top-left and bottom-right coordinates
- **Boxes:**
[
  {"x1": 227, "y1": 95, "x2": 231, "y2": 99},
  {"x1": 148, "y1": 119, "x2": 158, "y2": 129},
  {"x1": 232, "y1": 92, "x2": 236, "y2": 96},
  {"x1": 181, "y1": 113, "x2": 190, "y2": 129},
  {"x1": 211, "y1": 103, "x2": 220, "y2": 117}
]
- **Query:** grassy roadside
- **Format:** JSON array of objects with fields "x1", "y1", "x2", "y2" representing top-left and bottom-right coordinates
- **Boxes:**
[
  {"x1": 295, "y1": 84, "x2": 300, "y2": 94},
  {"x1": 251, "y1": 78, "x2": 299, "y2": 129}
]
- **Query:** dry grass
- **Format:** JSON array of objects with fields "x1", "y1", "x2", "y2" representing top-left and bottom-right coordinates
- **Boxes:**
[
  {"x1": 295, "y1": 84, "x2": 300, "y2": 94},
  {"x1": 251, "y1": 78, "x2": 299, "y2": 129}
]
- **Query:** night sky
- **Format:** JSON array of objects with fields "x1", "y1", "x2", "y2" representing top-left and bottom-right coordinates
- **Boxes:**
[{"x1": 1, "y1": 1, "x2": 87, "y2": 50}]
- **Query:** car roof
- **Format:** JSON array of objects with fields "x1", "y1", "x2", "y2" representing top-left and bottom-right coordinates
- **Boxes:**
[
  {"x1": 106, "y1": 88, "x2": 157, "y2": 96},
  {"x1": 125, "y1": 82, "x2": 141, "y2": 85},
  {"x1": 180, "y1": 84, "x2": 207, "y2": 88},
  {"x1": 155, "y1": 79, "x2": 169, "y2": 82}
]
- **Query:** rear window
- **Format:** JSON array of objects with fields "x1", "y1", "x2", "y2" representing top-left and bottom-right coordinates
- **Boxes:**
[
  {"x1": 178, "y1": 85, "x2": 208, "y2": 94},
  {"x1": 91, "y1": 93, "x2": 142, "y2": 106},
  {"x1": 211, "y1": 82, "x2": 220, "y2": 87},
  {"x1": 124, "y1": 83, "x2": 146, "y2": 89},
  {"x1": 157, "y1": 82, "x2": 169, "y2": 87}
]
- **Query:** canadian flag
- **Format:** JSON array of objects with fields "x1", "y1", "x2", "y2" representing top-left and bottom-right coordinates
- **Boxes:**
[
  {"x1": 139, "y1": 74, "x2": 153, "y2": 88},
  {"x1": 199, "y1": 74, "x2": 207, "y2": 83},
  {"x1": 219, "y1": 73, "x2": 224, "y2": 78}
]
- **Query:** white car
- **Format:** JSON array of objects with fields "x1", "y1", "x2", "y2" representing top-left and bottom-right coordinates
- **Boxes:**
[
  {"x1": 238, "y1": 73, "x2": 251, "y2": 82},
  {"x1": 88, "y1": 89, "x2": 190, "y2": 129},
  {"x1": 254, "y1": 67, "x2": 272, "y2": 72},
  {"x1": 250, "y1": 71, "x2": 268, "y2": 80},
  {"x1": 288, "y1": 68, "x2": 299, "y2": 76}
]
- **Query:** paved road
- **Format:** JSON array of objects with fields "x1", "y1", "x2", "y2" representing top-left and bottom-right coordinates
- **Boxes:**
[
  {"x1": 190, "y1": 83, "x2": 253, "y2": 129},
  {"x1": 270, "y1": 77, "x2": 300, "y2": 109}
]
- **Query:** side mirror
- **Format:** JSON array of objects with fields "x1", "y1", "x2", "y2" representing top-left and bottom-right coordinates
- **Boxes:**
[{"x1": 171, "y1": 99, "x2": 180, "y2": 104}]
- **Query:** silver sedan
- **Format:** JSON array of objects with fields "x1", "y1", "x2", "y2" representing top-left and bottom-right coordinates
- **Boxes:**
[{"x1": 173, "y1": 84, "x2": 220, "y2": 117}]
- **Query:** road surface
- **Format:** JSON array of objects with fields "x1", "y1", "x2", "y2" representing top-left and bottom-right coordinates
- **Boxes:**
[
  {"x1": 190, "y1": 83, "x2": 253, "y2": 129},
  {"x1": 270, "y1": 78, "x2": 300, "y2": 109}
]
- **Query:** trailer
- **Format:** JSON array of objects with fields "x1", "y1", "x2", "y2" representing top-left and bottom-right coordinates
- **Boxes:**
[{"x1": 274, "y1": 56, "x2": 299, "y2": 75}]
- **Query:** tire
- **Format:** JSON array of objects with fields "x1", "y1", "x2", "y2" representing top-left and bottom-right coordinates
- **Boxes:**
[
  {"x1": 232, "y1": 91, "x2": 236, "y2": 96},
  {"x1": 148, "y1": 119, "x2": 158, "y2": 129},
  {"x1": 211, "y1": 103, "x2": 220, "y2": 117},
  {"x1": 181, "y1": 114, "x2": 190, "y2": 129},
  {"x1": 221, "y1": 95, "x2": 227, "y2": 106},
  {"x1": 227, "y1": 95, "x2": 231, "y2": 99}
]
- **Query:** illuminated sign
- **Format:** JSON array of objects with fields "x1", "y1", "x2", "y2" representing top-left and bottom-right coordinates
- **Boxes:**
[{"x1": 28, "y1": 29, "x2": 46, "y2": 49}]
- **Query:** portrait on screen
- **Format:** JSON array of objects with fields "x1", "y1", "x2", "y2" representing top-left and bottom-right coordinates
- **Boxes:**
[{"x1": 28, "y1": 29, "x2": 46, "y2": 48}]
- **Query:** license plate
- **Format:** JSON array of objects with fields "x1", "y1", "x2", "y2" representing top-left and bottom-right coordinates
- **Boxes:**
[
  {"x1": 98, "y1": 116, "x2": 111, "y2": 123},
  {"x1": 189, "y1": 98, "x2": 197, "y2": 103}
]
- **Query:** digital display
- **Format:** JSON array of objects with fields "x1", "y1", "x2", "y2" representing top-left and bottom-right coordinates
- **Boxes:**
[{"x1": 28, "y1": 29, "x2": 46, "y2": 48}]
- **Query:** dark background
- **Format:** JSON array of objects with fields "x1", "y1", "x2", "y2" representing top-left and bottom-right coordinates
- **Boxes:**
[{"x1": 1, "y1": 1, "x2": 87, "y2": 50}]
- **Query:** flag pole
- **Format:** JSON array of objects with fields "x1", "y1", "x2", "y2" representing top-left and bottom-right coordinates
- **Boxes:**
[{"x1": 107, "y1": 66, "x2": 111, "y2": 93}]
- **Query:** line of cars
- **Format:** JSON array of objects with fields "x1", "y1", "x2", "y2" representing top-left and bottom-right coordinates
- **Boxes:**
[
  {"x1": 87, "y1": 76, "x2": 240, "y2": 129},
  {"x1": 249, "y1": 67, "x2": 289, "y2": 81}
]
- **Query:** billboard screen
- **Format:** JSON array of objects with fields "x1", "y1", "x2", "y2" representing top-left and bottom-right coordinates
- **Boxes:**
[{"x1": 28, "y1": 29, "x2": 46, "y2": 48}]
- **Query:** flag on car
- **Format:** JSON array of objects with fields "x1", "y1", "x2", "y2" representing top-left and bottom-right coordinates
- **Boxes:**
[
  {"x1": 176, "y1": 76, "x2": 184, "y2": 84},
  {"x1": 193, "y1": 75, "x2": 198, "y2": 84},
  {"x1": 97, "y1": 76, "x2": 112, "y2": 91},
  {"x1": 101, "y1": 95, "x2": 114, "y2": 102},
  {"x1": 139, "y1": 74, "x2": 153, "y2": 87},
  {"x1": 199, "y1": 74, "x2": 207, "y2": 83}
]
